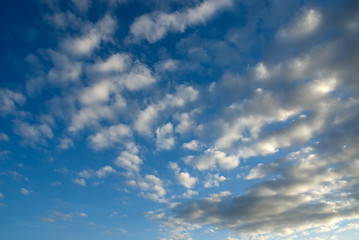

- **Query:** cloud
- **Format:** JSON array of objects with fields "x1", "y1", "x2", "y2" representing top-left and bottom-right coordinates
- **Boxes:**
[
  {"x1": 129, "y1": 0, "x2": 233, "y2": 43},
  {"x1": 71, "y1": 0, "x2": 91, "y2": 12},
  {"x1": 58, "y1": 137, "x2": 74, "y2": 150},
  {"x1": 134, "y1": 85, "x2": 199, "y2": 136},
  {"x1": 73, "y1": 178, "x2": 86, "y2": 187},
  {"x1": 88, "y1": 124, "x2": 132, "y2": 149},
  {"x1": 20, "y1": 188, "x2": 31, "y2": 195},
  {"x1": 184, "y1": 148, "x2": 239, "y2": 171},
  {"x1": 169, "y1": 162, "x2": 197, "y2": 189},
  {"x1": 129, "y1": 174, "x2": 167, "y2": 203},
  {"x1": 115, "y1": 151, "x2": 143, "y2": 172},
  {"x1": 13, "y1": 120, "x2": 54, "y2": 146},
  {"x1": 0, "y1": 89, "x2": 26, "y2": 116},
  {"x1": 204, "y1": 173, "x2": 226, "y2": 188},
  {"x1": 96, "y1": 165, "x2": 116, "y2": 178},
  {"x1": 277, "y1": 8, "x2": 321, "y2": 40},
  {"x1": 156, "y1": 123, "x2": 175, "y2": 151},
  {"x1": 62, "y1": 15, "x2": 116, "y2": 56},
  {"x1": 182, "y1": 140, "x2": 203, "y2": 151},
  {"x1": 0, "y1": 133, "x2": 9, "y2": 142}
]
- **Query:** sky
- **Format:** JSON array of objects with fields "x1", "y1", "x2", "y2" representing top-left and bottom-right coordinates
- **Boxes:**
[{"x1": 1, "y1": 0, "x2": 359, "y2": 239}]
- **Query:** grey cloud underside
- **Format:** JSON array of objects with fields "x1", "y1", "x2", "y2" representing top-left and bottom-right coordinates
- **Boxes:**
[{"x1": 148, "y1": 1, "x2": 359, "y2": 238}]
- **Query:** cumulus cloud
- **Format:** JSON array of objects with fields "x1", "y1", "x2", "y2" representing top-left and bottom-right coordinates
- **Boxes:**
[
  {"x1": 88, "y1": 124, "x2": 132, "y2": 149},
  {"x1": 156, "y1": 123, "x2": 175, "y2": 151},
  {"x1": 62, "y1": 15, "x2": 116, "y2": 56},
  {"x1": 13, "y1": 120, "x2": 54, "y2": 146},
  {"x1": 134, "y1": 85, "x2": 199, "y2": 136},
  {"x1": 115, "y1": 151, "x2": 143, "y2": 172},
  {"x1": 184, "y1": 148, "x2": 239, "y2": 171},
  {"x1": 129, "y1": 0, "x2": 233, "y2": 43},
  {"x1": 20, "y1": 188, "x2": 31, "y2": 195},
  {"x1": 182, "y1": 140, "x2": 203, "y2": 151},
  {"x1": 0, "y1": 89, "x2": 26, "y2": 116},
  {"x1": 96, "y1": 165, "x2": 116, "y2": 178},
  {"x1": 204, "y1": 173, "x2": 226, "y2": 188},
  {"x1": 128, "y1": 174, "x2": 167, "y2": 203},
  {"x1": 0, "y1": 133, "x2": 9, "y2": 142},
  {"x1": 277, "y1": 8, "x2": 321, "y2": 40},
  {"x1": 58, "y1": 137, "x2": 74, "y2": 150},
  {"x1": 73, "y1": 178, "x2": 86, "y2": 187}
]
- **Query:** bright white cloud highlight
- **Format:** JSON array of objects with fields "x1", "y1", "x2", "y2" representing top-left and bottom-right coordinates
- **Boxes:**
[{"x1": 129, "y1": 0, "x2": 233, "y2": 43}]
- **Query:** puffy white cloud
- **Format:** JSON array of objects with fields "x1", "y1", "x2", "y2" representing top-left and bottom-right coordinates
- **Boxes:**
[
  {"x1": 20, "y1": 188, "x2": 31, "y2": 195},
  {"x1": 62, "y1": 15, "x2": 116, "y2": 56},
  {"x1": 129, "y1": 0, "x2": 233, "y2": 43},
  {"x1": 58, "y1": 137, "x2": 74, "y2": 150},
  {"x1": 182, "y1": 140, "x2": 203, "y2": 151},
  {"x1": 47, "y1": 50, "x2": 82, "y2": 84},
  {"x1": 278, "y1": 8, "x2": 321, "y2": 40},
  {"x1": 0, "y1": 133, "x2": 9, "y2": 142},
  {"x1": 92, "y1": 53, "x2": 130, "y2": 73},
  {"x1": 134, "y1": 85, "x2": 199, "y2": 136},
  {"x1": 96, "y1": 165, "x2": 116, "y2": 178},
  {"x1": 0, "y1": 89, "x2": 26, "y2": 116},
  {"x1": 156, "y1": 123, "x2": 175, "y2": 151},
  {"x1": 73, "y1": 178, "x2": 86, "y2": 187},
  {"x1": 177, "y1": 172, "x2": 197, "y2": 189},
  {"x1": 115, "y1": 151, "x2": 143, "y2": 172},
  {"x1": 129, "y1": 174, "x2": 167, "y2": 203},
  {"x1": 204, "y1": 173, "x2": 226, "y2": 188},
  {"x1": 13, "y1": 120, "x2": 54, "y2": 145},
  {"x1": 88, "y1": 124, "x2": 132, "y2": 149},
  {"x1": 185, "y1": 148, "x2": 239, "y2": 171},
  {"x1": 169, "y1": 162, "x2": 197, "y2": 188},
  {"x1": 71, "y1": 0, "x2": 91, "y2": 12}
]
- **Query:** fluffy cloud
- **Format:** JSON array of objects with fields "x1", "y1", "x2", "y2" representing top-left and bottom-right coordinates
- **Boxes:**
[
  {"x1": 277, "y1": 8, "x2": 321, "y2": 40},
  {"x1": 134, "y1": 85, "x2": 199, "y2": 136},
  {"x1": 156, "y1": 123, "x2": 175, "y2": 151},
  {"x1": 20, "y1": 188, "x2": 31, "y2": 195},
  {"x1": 169, "y1": 162, "x2": 197, "y2": 189},
  {"x1": 115, "y1": 151, "x2": 143, "y2": 172},
  {"x1": 184, "y1": 148, "x2": 239, "y2": 171},
  {"x1": 0, "y1": 89, "x2": 26, "y2": 116},
  {"x1": 88, "y1": 124, "x2": 132, "y2": 149},
  {"x1": 62, "y1": 15, "x2": 116, "y2": 56},
  {"x1": 129, "y1": 0, "x2": 233, "y2": 43},
  {"x1": 128, "y1": 174, "x2": 167, "y2": 203},
  {"x1": 204, "y1": 173, "x2": 226, "y2": 188}
]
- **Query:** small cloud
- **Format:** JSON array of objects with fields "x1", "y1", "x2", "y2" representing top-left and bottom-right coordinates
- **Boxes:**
[
  {"x1": 73, "y1": 178, "x2": 86, "y2": 187},
  {"x1": 0, "y1": 133, "x2": 9, "y2": 142},
  {"x1": 20, "y1": 188, "x2": 31, "y2": 195}
]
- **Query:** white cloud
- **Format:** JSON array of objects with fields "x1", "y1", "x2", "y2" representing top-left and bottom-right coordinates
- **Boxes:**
[
  {"x1": 47, "y1": 50, "x2": 82, "y2": 84},
  {"x1": 0, "y1": 133, "x2": 9, "y2": 142},
  {"x1": 134, "y1": 85, "x2": 199, "y2": 136},
  {"x1": 92, "y1": 53, "x2": 130, "y2": 73},
  {"x1": 73, "y1": 178, "x2": 86, "y2": 187},
  {"x1": 13, "y1": 120, "x2": 54, "y2": 145},
  {"x1": 170, "y1": 162, "x2": 197, "y2": 188},
  {"x1": 0, "y1": 88, "x2": 26, "y2": 116},
  {"x1": 156, "y1": 123, "x2": 175, "y2": 151},
  {"x1": 62, "y1": 15, "x2": 116, "y2": 56},
  {"x1": 58, "y1": 137, "x2": 74, "y2": 150},
  {"x1": 185, "y1": 148, "x2": 239, "y2": 171},
  {"x1": 129, "y1": 0, "x2": 233, "y2": 43},
  {"x1": 20, "y1": 188, "x2": 31, "y2": 195},
  {"x1": 204, "y1": 173, "x2": 226, "y2": 188},
  {"x1": 0, "y1": 193, "x2": 3, "y2": 199},
  {"x1": 115, "y1": 151, "x2": 143, "y2": 172},
  {"x1": 88, "y1": 124, "x2": 132, "y2": 149},
  {"x1": 182, "y1": 140, "x2": 203, "y2": 151},
  {"x1": 278, "y1": 8, "x2": 321, "y2": 40},
  {"x1": 131, "y1": 174, "x2": 167, "y2": 203},
  {"x1": 71, "y1": 0, "x2": 91, "y2": 12},
  {"x1": 96, "y1": 165, "x2": 116, "y2": 178},
  {"x1": 177, "y1": 172, "x2": 197, "y2": 189}
]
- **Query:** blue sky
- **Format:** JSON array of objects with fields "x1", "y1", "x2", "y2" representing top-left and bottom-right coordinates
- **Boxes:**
[{"x1": 1, "y1": 0, "x2": 359, "y2": 239}]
